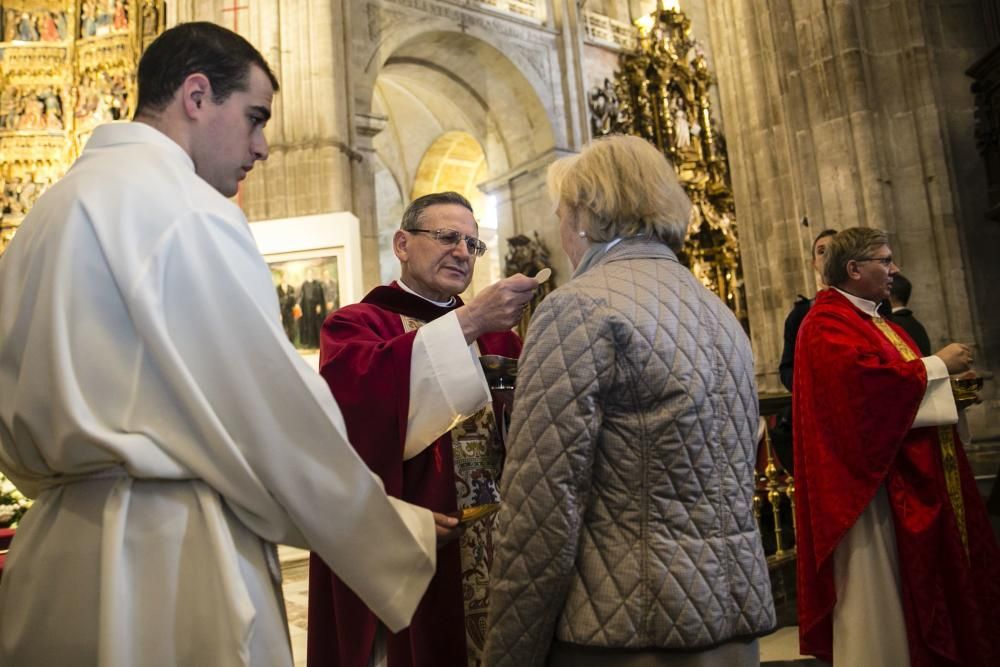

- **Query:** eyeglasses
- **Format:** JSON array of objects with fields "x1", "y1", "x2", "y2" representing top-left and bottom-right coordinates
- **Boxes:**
[
  {"x1": 408, "y1": 228, "x2": 487, "y2": 257},
  {"x1": 856, "y1": 256, "x2": 894, "y2": 266}
]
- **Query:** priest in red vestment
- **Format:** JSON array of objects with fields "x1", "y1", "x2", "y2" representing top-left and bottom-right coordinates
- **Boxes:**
[
  {"x1": 307, "y1": 192, "x2": 537, "y2": 667},
  {"x1": 793, "y1": 227, "x2": 1000, "y2": 666}
]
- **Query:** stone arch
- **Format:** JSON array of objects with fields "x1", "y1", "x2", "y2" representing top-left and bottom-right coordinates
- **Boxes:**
[
  {"x1": 357, "y1": 20, "x2": 565, "y2": 287},
  {"x1": 357, "y1": 18, "x2": 562, "y2": 164},
  {"x1": 363, "y1": 28, "x2": 557, "y2": 185}
]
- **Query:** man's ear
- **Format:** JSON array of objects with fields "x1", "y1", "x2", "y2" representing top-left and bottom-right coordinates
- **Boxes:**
[
  {"x1": 392, "y1": 229, "x2": 409, "y2": 262},
  {"x1": 180, "y1": 73, "x2": 212, "y2": 118},
  {"x1": 845, "y1": 259, "x2": 862, "y2": 281}
]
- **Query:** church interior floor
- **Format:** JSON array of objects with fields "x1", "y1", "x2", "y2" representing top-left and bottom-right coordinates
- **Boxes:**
[
  {"x1": 278, "y1": 547, "x2": 823, "y2": 666},
  {"x1": 279, "y1": 546, "x2": 310, "y2": 666},
  {"x1": 278, "y1": 442, "x2": 1000, "y2": 666}
]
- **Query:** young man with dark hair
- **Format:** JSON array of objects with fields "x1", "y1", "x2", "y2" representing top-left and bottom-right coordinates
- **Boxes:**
[
  {"x1": 887, "y1": 272, "x2": 932, "y2": 356},
  {"x1": 0, "y1": 22, "x2": 442, "y2": 665}
]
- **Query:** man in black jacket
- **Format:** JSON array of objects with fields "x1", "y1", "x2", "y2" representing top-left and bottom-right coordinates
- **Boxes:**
[{"x1": 887, "y1": 273, "x2": 932, "y2": 356}]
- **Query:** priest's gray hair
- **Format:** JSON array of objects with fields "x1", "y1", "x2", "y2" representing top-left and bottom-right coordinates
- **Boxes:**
[
  {"x1": 547, "y1": 135, "x2": 691, "y2": 251},
  {"x1": 400, "y1": 192, "x2": 475, "y2": 231},
  {"x1": 823, "y1": 227, "x2": 890, "y2": 287}
]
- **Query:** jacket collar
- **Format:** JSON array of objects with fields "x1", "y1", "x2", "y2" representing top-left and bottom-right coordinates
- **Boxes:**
[{"x1": 589, "y1": 237, "x2": 680, "y2": 270}]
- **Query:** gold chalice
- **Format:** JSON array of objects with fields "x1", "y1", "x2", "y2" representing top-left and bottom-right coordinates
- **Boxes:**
[
  {"x1": 479, "y1": 355, "x2": 518, "y2": 391},
  {"x1": 951, "y1": 376, "x2": 984, "y2": 409}
]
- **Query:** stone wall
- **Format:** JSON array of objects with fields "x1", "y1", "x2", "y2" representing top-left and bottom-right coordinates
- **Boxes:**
[{"x1": 703, "y1": 0, "x2": 997, "y2": 435}]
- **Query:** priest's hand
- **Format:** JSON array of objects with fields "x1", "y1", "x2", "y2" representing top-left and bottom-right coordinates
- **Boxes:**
[
  {"x1": 456, "y1": 274, "x2": 539, "y2": 343},
  {"x1": 936, "y1": 343, "x2": 973, "y2": 375},
  {"x1": 433, "y1": 512, "x2": 462, "y2": 547}
]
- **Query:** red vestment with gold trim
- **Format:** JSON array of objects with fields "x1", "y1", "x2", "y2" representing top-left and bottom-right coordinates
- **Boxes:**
[{"x1": 793, "y1": 289, "x2": 999, "y2": 665}]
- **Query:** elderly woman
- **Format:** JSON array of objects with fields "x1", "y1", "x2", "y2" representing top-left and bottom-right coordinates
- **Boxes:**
[{"x1": 484, "y1": 135, "x2": 775, "y2": 667}]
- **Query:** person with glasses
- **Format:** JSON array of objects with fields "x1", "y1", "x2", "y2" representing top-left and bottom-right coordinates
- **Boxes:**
[
  {"x1": 308, "y1": 191, "x2": 539, "y2": 667},
  {"x1": 793, "y1": 227, "x2": 999, "y2": 666}
]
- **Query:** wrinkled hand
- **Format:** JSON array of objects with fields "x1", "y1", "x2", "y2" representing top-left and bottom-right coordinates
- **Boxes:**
[
  {"x1": 433, "y1": 512, "x2": 461, "y2": 548},
  {"x1": 935, "y1": 343, "x2": 973, "y2": 375},
  {"x1": 455, "y1": 274, "x2": 539, "y2": 343}
]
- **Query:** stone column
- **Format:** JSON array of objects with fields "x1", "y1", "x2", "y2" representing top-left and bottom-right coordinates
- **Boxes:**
[
  {"x1": 550, "y1": 0, "x2": 590, "y2": 148},
  {"x1": 705, "y1": 0, "x2": 993, "y2": 429},
  {"x1": 173, "y1": 0, "x2": 356, "y2": 257},
  {"x1": 353, "y1": 112, "x2": 388, "y2": 290}
]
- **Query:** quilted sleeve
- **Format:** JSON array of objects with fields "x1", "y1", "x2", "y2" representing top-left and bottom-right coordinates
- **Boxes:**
[{"x1": 484, "y1": 288, "x2": 615, "y2": 666}]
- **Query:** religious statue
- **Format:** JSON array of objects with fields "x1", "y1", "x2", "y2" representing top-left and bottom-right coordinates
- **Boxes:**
[
  {"x1": 16, "y1": 12, "x2": 39, "y2": 42},
  {"x1": 504, "y1": 232, "x2": 554, "y2": 340},
  {"x1": 674, "y1": 104, "x2": 691, "y2": 150},
  {"x1": 0, "y1": 88, "x2": 18, "y2": 129},
  {"x1": 3, "y1": 9, "x2": 17, "y2": 42},
  {"x1": 39, "y1": 12, "x2": 60, "y2": 42},
  {"x1": 18, "y1": 99, "x2": 46, "y2": 131},
  {"x1": 584, "y1": 2, "x2": 748, "y2": 331},
  {"x1": 588, "y1": 78, "x2": 623, "y2": 137},
  {"x1": 113, "y1": 1, "x2": 128, "y2": 31},
  {"x1": 81, "y1": 1, "x2": 97, "y2": 38}
]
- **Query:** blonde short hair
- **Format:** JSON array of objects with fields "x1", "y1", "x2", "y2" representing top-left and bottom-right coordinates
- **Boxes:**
[{"x1": 546, "y1": 135, "x2": 691, "y2": 250}]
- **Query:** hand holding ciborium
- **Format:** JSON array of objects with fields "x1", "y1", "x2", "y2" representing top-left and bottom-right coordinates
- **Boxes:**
[{"x1": 951, "y1": 373, "x2": 985, "y2": 410}]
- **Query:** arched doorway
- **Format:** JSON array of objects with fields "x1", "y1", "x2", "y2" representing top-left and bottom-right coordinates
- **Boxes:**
[{"x1": 360, "y1": 25, "x2": 564, "y2": 291}]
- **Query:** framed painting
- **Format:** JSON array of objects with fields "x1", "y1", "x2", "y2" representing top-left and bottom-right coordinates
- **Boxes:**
[
  {"x1": 249, "y1": 212, "x2": 363, "y2": 363},
  {"x1": 265, "y1": 248, "x2": 344, "y2": 351}
]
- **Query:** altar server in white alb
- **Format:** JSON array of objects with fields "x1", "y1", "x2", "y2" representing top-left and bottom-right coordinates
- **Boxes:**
[{"x1": 0, "y1": 22, "x2": 453, "y2": 666}]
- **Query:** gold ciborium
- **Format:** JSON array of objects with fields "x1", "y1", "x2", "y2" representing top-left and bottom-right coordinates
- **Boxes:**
[
  {"x1": 479, "y1": 355, "x2": 518, "y2": 391},
  {"x1": 951, "y1": 376, "x2": 984, "y2": 409}
]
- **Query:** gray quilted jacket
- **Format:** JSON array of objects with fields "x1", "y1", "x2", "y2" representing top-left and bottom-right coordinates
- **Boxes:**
[{"x1": 484, "y1": 238, "x2": 775, "y2": 665}]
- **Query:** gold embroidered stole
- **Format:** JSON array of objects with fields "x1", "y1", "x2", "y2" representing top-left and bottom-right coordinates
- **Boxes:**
[
  {"x1": 871, "y1": 316, "x2": 968, "y2": 555},
  {"x1": 400, "y1": 315, "x2": 501, "y2": 667}
]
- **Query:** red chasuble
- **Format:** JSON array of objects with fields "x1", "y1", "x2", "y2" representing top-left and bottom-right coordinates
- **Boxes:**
[
  {"x1": 793, "y1": 289, "x2": 1000, "y2": 666},
  {"x1": 307, "y1": 282, "x2": 521, "y2": 667}
]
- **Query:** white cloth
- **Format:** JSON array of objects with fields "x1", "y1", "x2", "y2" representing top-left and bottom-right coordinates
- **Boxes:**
[
  {"x1": 911, "y1": 355, "x2": 957, "y2": 428},
  {"x1": 0, "y1": 122, "x2": 436, "y2": 666},
  {"x1": 830, "y1": 291, "x2": 958, "y2": 666},
  {"x1": 404, "y1": 311, "x2": 491, "y2": 460},
  {"x1": 396, "y1": 278, "x2": 456, "y2": 308},
  {"x1": 832, "y1": 486, "x2": 911, "y2": 667}
]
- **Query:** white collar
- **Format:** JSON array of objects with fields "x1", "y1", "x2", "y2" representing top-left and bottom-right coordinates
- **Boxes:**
[
  {"x1": 833, "y1": 286, "x2": 882, "y2": 318},
  {"x1": 396, "y1": 279, "x2": 456, "y2": 308},
  {"x1": 85, "y1": 122, "x2": 195, "y2": 172}
]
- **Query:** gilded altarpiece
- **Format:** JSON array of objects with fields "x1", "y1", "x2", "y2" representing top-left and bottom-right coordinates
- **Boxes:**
[
  {"x1": 588, "y1": 3, "x2": 747, "y2": 330},
  {"x1": 0, "y1": 0, "x2": 164, "y2": 255}
]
